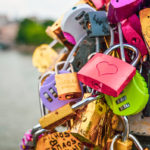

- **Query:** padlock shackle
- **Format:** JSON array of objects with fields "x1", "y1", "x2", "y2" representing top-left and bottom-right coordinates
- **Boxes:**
[
  {"x1": 55, "y1": 61, "x2": 74, "y2": 74},
  {"x1": 63, "y1": 34, "x2": 86, "y2": 70},
  {"x1": 104, "y1": 43, "x2": 141, "y2": 66},
  {"x1": 31, "y1": 124, "x2": 42, "y2": 135},
  {"x1": 48, "y1": 39, "x2": 58, "y2": 48},
  {"x1": 110, "y1": 134, "x2": 143, "y2": 150},
  {"x1": 33, "y1": 128, "x2": 46, "y2": 147},
  {"x1": 120, "y1": 116, "x2": 129, "y2": 142}
]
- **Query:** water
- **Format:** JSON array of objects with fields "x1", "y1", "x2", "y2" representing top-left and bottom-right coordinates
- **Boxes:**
[{"x1": 0, "y1": 49, "x2": 40, "y2": 150}]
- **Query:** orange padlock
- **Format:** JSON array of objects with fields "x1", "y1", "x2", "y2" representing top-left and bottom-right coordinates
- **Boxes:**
[{"x1": 55, "y1": 62, "x2": 83, "y2": 100}]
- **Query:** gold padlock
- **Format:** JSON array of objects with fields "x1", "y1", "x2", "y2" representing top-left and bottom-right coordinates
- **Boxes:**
[
  {"x1": 46, "y1": 17, "x2": 73, "y2": 51},
  {"x1": 32, "y1": 44, "x2": 58, "y2": 73},
  {"x1": 55, "y1": 62, "x2": 82, "y2": 100},
  {"x1": 36, "y1": 131, "x2": 84, "y2": 150},
  {"x1": 71, "y1": 96, "x2": 109, "y2": 147}
]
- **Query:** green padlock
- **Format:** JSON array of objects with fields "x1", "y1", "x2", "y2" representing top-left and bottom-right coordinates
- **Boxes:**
[{"x1": 105, "y1": 71, "x2": 149, "y2": 116}]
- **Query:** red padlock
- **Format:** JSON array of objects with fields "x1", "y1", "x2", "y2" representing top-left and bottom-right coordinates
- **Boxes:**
[
  {"x1": 77, "y1": 53, "x2": 136, "y2": 97},
  {"x1": 121, "y1": 14, "x2": 148, "y2": 56}
]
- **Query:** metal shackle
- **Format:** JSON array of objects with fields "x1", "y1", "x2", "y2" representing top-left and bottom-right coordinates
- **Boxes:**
[
  {"x1": 104, "y1": 43, "x2": 141, "y2": 67},
  {"x1": 55, "y1": 61, "x2": 74, "y2": 74},
  {"x1": 110, "y1": 116, "x2": 143, "y2": 150}
]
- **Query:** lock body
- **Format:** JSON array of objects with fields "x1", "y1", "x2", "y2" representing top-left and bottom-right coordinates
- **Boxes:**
[
  {"x1": 139, "y1": 8, "x2": 150, "y2": 54},
  {"x1": 108, "y1": 0, "x2": 142, "y2": 24},
  {"x1": 36, "y1": 131, "x2": 84, "y2": 150},
  {"x1": 121, "y1": 14, "x2": 148, "y2": 56},
  {"x1": 39, "y1": 104, "x2": 76, "y2": 130},
  {"x1": 71, "y1": 98, "x2": 108, "y2": 147},
  {"x1": 61, "y1": 4, "x2": 95, "y2": 45},
  {"x1": 40, "y1": 71, "x2": 81, "y2": 111},
  {"x1": 32, "y1": 44, "x2": 58, "y2": 73},
  {"x1": 84, "y1": 11, "x2": 110, "y2": 37},
  {"x1": 55, "y1": 72, "x2": 82, "y2": 100},
  {"x1": 114, "y1": 139, "x2": 133, "y2": 150},
  {"x1": 105, "y1": 72, "x2": 149, "y2": 116},
  {"x1": 78, "y1": 53, "x2": 136, "y2": 97}
]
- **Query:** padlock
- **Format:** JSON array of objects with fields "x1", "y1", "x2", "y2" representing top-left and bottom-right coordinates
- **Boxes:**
[
  {"x1": 121, "y1": 14, "x2": 148, "y2": 56},
  {"x1": 108, "y1": 0, "x2": 143, "y2": 24},
  {"x1": 77, "y1": 50, "x2": 137, "y2": 97},
  {"x1": 105, "y1": 71, "x2": 149, "y2": 116},
  {"x1": 110, "y1": 117, "x2": 143, "y2": 150},
  {"x1": 72, "y1": 36, "x2": 108, "y2": 72},
  {"x1": 36, "y1": 131, "x2": 84, "y2": 150},
  {"x1": 139, "y1": 8, "x2": 150, "y2": 54},
  {"x1": 20, "y1": 129, "x2": 34, "y2": 150},
  {"x1": 71, "y1": 96, "x2": 108, "y2": 147},
  {"x1": 61, "y1": 4, "x2": 95, "y2": 45},
  {"x1": 46, "y1": 16, "x2": 73, "y2": 51},
  {"x1": 40, "y1": 70, "x2": 82, "y2": 112},
  {"x1": 84, "y1": 11, "x2": 110, "y2": 37},
  {"x1": 32, "y1": 44, "x2": 58, "y2": 73},
  {"x1": 55, "y1": 62, "x2": 83, "y2": 100},
  {"x1": 39, "y1": 95, "x2": 100, "y2": 130}
]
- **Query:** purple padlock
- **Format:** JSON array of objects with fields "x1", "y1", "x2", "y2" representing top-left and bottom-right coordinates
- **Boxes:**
[
  {"x1": 40, "y1": 70, "x2": 83, "y2": 111},
  {"x1": 108, "y1": 0, "x2": 143, "y2": 24}
]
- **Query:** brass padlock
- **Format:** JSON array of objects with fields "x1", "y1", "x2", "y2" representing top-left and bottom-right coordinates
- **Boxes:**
[
  {"x1": 71, "y1": 96, "x2": 109, "y2": 147},
  {"x1": 55, "y1": 62, "x2": 83, "y2": 100}
]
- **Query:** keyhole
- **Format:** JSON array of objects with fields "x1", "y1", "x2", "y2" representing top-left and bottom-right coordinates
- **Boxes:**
[
  {"x1": 116, "y1": 0, "x2": 119, "y2": 2},
  {"x1": 147, "y1": 16, "x2": 150, "y2": 18}
]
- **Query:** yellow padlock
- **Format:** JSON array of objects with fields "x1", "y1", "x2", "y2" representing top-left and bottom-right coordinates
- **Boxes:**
[
  {"x1": 55, "y1": 62, "x2": 82, "y2": 100},
  {"x1": 71, "y1": 96, "x2": 109, "y2": 147},
  {"x1": 32, "y1": 44, "x2": 58, "y2": 73}
]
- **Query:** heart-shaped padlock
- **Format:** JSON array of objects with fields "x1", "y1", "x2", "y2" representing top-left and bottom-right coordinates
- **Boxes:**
[
  {"x1": 105, "y1": 71, "x2": 149, "y2": 116},
  {"x1": 61, "y1": 4, "x2": 95, "y2": 45}
]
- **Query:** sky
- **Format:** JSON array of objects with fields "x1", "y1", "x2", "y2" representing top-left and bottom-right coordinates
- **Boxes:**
[{"x1": 0, "y1": 0, "x2": 79, "y2": 20}]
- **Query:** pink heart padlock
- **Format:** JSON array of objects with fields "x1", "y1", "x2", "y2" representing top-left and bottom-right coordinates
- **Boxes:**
[{"x1": 77, "y1": 53, "x2": 136, "y2": 97}]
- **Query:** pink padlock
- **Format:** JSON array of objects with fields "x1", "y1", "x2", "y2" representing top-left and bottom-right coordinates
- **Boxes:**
[
  {"x1": 91, "y1": 0, "x2": 105, "y2": 9},
  {"x1": 77, "y1": 53, "x2": 136, "y2": 97},
  {"x1": 108, "y1": 0, "x2": 143, "y2": 24},
  {"x1": 121, "y1": 14, "x2": 148, "y2": 56}
]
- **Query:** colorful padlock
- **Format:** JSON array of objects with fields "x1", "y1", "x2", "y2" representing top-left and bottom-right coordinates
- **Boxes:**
[
  {"x1": 40, "y1": 70, "x2": 82, "y2": 111},
  {"x1": 108, "y1": 0, "x2": 143, "y2": 24},
  {"x1": 105, "y1": 71, "x2": 149, "y2": 116},
  {"x1": 61, "y1": 4, "x2": 95, "y2": 45},
  {"x1": 55, "y1": 62, "x2": 83, "y2": 100},
  {"x1": 77, "y1": 52, "x2": 136, "y2": 97},
  {"x1": 121, "y1": 14, "x2": 148, "y2": 56},
  {"x1": 84, "y1": 11, "x2": 110, "y2": 37}
]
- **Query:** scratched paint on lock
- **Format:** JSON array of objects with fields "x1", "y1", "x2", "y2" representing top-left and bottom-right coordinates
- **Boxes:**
[
  {"x1": 35, "y1": 131, "x2": 83, "y2": 150},
  {"x1": 140, "y1": 8, "x2": 150, "y2": 52}
]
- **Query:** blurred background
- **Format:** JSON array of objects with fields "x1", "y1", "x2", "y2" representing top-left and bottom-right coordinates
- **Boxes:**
[{"x1": 0, "y1": 0, "x2": 78, "y2": 149}]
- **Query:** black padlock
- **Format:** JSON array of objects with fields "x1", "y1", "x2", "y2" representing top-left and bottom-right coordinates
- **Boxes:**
[
  {"x1": 84, "y1": 11, "x2": 110, "y2": 37},
  {"x1": 72, "y1": 36, "x2": 108, "y2": 72}
]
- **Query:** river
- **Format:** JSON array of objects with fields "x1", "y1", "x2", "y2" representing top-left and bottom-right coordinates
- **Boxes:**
[{"x1": 0, "y1": 49, "x2": 40, "y2": 150}]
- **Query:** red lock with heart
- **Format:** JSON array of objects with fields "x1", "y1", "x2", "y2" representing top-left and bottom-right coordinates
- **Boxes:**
[{"x1": 77, "y1": 53, "x2": 136, "y2": 97}]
